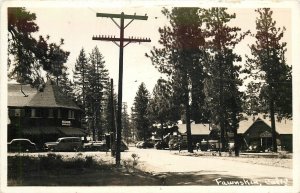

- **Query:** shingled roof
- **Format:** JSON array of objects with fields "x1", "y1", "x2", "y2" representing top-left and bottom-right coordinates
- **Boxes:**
[
  {"x1": 238, "y1": 116, "x2": 292, "y2": 135},
  {"x1": 8, "y1": 84, "x2": 37, "y2": 107},
  {"x1": 8, "y1": 81, "x2": 81, "y2": 110},
  {"x1": 178, "y1": 123, "x2": 211, "y2": 135}
]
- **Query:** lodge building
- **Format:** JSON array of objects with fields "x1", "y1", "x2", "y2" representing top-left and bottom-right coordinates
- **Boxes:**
[
  {"x1": 175, "y1": 115, "x2": 293, "y2": 152},
  {"x1": 8, "y1": 80, "x2": 85, "y2": 148}
]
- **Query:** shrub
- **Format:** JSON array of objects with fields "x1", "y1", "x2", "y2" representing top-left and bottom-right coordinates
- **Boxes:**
[
  {"x1": 84, "y1": 156, "x2": 95, "y2": 168},
  {"x1": 278, "y1": 151, "x2": 289, "y2": 159},
  {"x1": 8, "y1": 153, "x2": 114, "y2": 178},
  {"x1": 131, "y1": 153, "x2": 140, "y2": 168}
]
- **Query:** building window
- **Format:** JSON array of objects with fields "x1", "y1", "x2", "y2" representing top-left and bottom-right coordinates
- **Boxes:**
[
  {"x1": 31, "y1": 109, "x2": 36, "y2": 117},
  {"x1": 9, "y1": 109, "x2": 24, "y2": 117},
  {"x1": 48, "y1": 109, "x2": 54, "y2": 118},
  {"x1": 31, "y1": 108, "x2": 43, "y2": 118},
  {"x1": 68, "y1": 110, "x2": 75, "y2": 119},
  {"x1": 36, "y1": 109, "x2": 43, "y2": 117},
  {"x1": 57, "y1": 109, "x2": 61, "y2": 118}
]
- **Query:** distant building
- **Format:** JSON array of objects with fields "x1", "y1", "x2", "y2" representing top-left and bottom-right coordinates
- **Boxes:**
[
  {"x1": 8, "y1": 80, "x2": 85, "y2": 148},
  {"x1": 177, "y1": 115, "x2": 292, "y2": 152},
  {"x1": 177, "y1": 123, "x2": 211, "y2": 143},
  {"x1": 238, "y1": 116, "x2": 292, "y2": 152}
]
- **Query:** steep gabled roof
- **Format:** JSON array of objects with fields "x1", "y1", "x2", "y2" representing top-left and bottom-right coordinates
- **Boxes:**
[
  {"x1": 27, "y1": 80, "x2": 81, "y2": 110},
  {"x1": 238, "y1": 116, "x2": 292, "y2": 135},
  {"x1": 8, "y1": 81, "x2": 81, "y2": 110},
  {"x1": 178, "y1": 123, "x2": 211, "y2": 135}
]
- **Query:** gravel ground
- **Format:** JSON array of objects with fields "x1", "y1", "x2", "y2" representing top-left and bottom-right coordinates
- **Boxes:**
[{"x1": 176, "y1": 151, "x2": 292, "y2": 169}]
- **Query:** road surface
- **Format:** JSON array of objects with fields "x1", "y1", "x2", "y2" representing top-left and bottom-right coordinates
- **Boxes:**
[
  {"x1": 121, "y1": 147, "x2": 293, "y2": 185},
  {"x1": 11, "y1": 147, "x2": 293, "y2": 185}
]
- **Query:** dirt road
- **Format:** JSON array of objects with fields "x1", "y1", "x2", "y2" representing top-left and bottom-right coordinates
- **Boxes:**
[{"x1": 122, "y1": 147, "x2": 293, "y2": 185}]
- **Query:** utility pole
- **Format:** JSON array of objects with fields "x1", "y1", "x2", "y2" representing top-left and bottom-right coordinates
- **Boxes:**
[
  {"x1": 93, "y1": 12, "x2": 150, "y2": 166},
  {"x1": 110, "y1": 78, "x2": 116, "y2": 156},
  {"x1": 122, "y1": 102, "x2": 129, "y2": 143}
]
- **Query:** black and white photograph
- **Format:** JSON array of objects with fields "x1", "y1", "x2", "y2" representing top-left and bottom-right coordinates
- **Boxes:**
[{"x1": 0, "y1": 1, "x2": 299, "y2": 193}]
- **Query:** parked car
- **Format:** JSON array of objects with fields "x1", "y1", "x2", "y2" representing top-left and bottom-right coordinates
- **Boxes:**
[
  {"x1": 168, "y1": 139, "x2": 188, "y2": 150},
  {"x1": 7, "y1": 138, "x2": 37, "y2": 152},
  {"x1": 83, "y1": 141, "x2": 109, "y2": 151},
  {"x1": 136, "y1": 141, "x2": 154, "y2": 149},
  {"x1": 111, "y1": 140, "x2": 129, "y2": 152},
  {"x1": 154, "y1": 141, "x2": 168, "y2": 150},
  {"x1": 135, "y1": 141, "x2": 144, "y2": 148},
  {"x1": 44, "y1": 137, "x2": 82, "y2": 152}
]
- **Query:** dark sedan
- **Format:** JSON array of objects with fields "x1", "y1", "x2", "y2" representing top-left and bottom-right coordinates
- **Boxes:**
[
  {"x1": 7, "y1": 139, "x2": 37, "y2": 152},
  {"x1": 83, "y1": 141, "x2": 109, "y2": 151},
  {"x1": 136, "y1": 141, "x2": 154, "y2": 149}
]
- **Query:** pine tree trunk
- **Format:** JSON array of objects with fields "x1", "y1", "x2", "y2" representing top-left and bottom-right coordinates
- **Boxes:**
[
  {"x1": 184, "y1": 82, "x2": 193, "y2": 153},
  {"x1": 270, "y1": 87, "x2": 278, "y2": 152},
  {"x1": 186, "y1": 102, "x2": 193, "y2": 153},
  {"x1": 219, "y1": 63, "x2": 226, "y2": 152}
]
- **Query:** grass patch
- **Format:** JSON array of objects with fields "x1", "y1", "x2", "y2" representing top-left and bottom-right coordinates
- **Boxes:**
[
  {"x1": 7, "y1": 153, "x2": 160, "y2": 186},
  {"x1": 8, "y1": 153, "x2": 113, "y2": 181}
]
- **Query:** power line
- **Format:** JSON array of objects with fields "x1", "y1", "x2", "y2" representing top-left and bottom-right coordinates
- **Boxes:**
[{"x1": 93, "y1": 12, "x2": 150, "y2": 166}]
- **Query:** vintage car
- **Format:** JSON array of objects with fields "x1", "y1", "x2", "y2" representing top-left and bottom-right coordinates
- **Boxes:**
[
  {"x1": 136, "y1": 141, "x2": 154, "y2": 149},
  {"x1": 44, "y1": 137, "x2": 82, "y2": 152},
  {"x1": 154, "y1": 141, "x2": 168, "y2": 150},
  {"x1": 83, "y1": 141, "x2": 109, "y2": 151},
  {"x1": 7, "y1": 138, "x2": 37, "y2": 152}
]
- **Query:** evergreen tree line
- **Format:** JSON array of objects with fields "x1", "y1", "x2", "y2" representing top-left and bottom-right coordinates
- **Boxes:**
[
  {"x1": 8, "y1": 8, "x2": 292, "y2": 154},
  {"x1": 132, "y1": 8, "x2": 292, "y2": 155}
]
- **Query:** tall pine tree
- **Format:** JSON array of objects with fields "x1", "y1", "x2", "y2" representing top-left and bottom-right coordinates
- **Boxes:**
[
  {"x1": 146, "y1": 8, "x2": 208, "y2": 153},
  {"x1": 148, "y1": 78, "x2": 177, "y2": 140},
  {"x1": 73, "y1": 48, "x2": 89, "y2": 110},
  {"x1": 244, "y1": 8, "x2": 292, "y2": 152},
  {"x1": 132, "y1": 83, "x2": 151, "y2": 141},
  {"x1": 86, "y1": 46, "x2": 109, "y2": 140},
  {"x1": 202, "y1": 8, "x2": 247, "y2": 154},
  {"x1": 8, "y1": 8, "x2": 69, "y2": 87}
]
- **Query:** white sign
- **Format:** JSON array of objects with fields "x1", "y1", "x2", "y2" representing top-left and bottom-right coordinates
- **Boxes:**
[{"x1": 62, "y1": 120, "x2": 71, "y2": 126}]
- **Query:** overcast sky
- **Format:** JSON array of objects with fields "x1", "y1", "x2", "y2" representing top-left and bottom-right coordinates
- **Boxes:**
[{"x1": 21, "y1": 5, "x2": 291, "y2": 111}]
